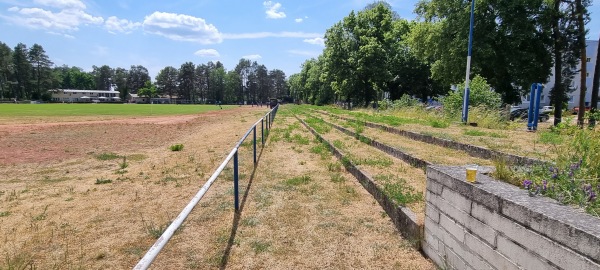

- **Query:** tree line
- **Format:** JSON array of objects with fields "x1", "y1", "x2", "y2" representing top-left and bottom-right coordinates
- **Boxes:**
[
  {"x1": 0, "y1": 42, "x2": 289, "y2": 104},
  {"x1": 290, "y1": 0, "x2": 598, "y2": 126}
]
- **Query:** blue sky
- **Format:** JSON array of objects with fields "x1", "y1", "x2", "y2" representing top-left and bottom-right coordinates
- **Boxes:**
[{"x1": 0, "y1": 0, "x2": 598, "y2": 80}]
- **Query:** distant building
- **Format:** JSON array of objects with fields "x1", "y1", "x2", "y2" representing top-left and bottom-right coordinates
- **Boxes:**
[
  {"x1": 49, "y1": 89, "x2": 121, "y2": 103},
  {"x1": 519, "y1": 40, "x2": 598, "y2": 109}
]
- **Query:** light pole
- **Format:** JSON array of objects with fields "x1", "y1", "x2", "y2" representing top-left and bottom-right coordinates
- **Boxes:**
[{"x1": 462, "y1": 0, "x2": 476, "y2": 123}]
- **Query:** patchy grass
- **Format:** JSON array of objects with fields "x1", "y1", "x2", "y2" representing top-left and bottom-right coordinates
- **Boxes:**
[{"x1": 95, "y1": 152, "x2": 120, "y2": 161}]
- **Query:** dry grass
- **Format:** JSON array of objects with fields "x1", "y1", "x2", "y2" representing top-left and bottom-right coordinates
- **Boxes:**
[
  {"x1": 224, "y1": 114, "x2": 434, "y2": 269},
  {"x1": 297, "y1": 113, "x2": 427, "y2": 219}
]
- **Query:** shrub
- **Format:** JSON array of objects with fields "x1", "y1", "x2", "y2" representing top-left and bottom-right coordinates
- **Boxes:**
[
  {"x1": 170, "y1": 144, "x2": 184, "y2": 151},
  {"x1": 441, "y1": 75, "x2": 502, "y2": 114}
]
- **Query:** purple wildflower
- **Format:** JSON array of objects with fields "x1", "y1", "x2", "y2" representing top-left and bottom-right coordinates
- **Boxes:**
[
  {"x1": 523, "y1": 179, "x2": 532, "y2": 190},
  {"x1": 542, "y1": 180, "x2": 547, "y2": 192},
  {"x1": 589, "y1": 191, "x2": 597, "y2": 202}
]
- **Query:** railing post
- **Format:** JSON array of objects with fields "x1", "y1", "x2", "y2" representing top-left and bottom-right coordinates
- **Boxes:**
[
  {"x1": 234, "y1": 151, "x2": 239, "y2": 212},
  {"x1": 253, "y1": 126, "x2": 257, "y2": 165},
  {"x1": 261, "y1": 119, "x2": 264, "y2": 145}
]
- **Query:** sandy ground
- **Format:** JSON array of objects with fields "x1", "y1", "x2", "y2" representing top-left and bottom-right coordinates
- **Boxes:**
[{"x1": 0, "y1": 105, "x2": 433, "y2": 269}]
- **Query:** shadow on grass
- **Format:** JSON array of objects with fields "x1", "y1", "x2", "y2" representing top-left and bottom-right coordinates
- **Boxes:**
[{"x1": 219, "y1": 145, "x2": 266, "y2": 269}]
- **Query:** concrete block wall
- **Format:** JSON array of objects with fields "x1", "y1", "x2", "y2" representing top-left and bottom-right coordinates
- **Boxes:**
[{"x1": 424, "y1": 165, "x2": 600, "y2": 270}]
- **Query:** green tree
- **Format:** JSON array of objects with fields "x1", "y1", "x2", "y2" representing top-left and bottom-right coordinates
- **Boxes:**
[
  {"x1": 575, "y1": 0, "x2": 590, "y2": 127},
  {"x1": 114, "y1": 67, "x2": 128, "y2": 99},
  {"x1": 411, "y1": 0, "x2": 553, "y2": 104},
  {"x1": 28, "y1": 43, "x2": 53, "y2": 99},
  {"x1": 0, "y1": 42, "x2": 12, "y2": 100},
  {"x1": 127, "y1": 65, "x2": 150, "y2": 93},
  {"x1": 224, "y1": 70, "x2": 240, "y2": 104},
  {"x1": 156, "y1": 66, "x2": 179, "y2": 101},
  {"x1": 137, "y1": 80, "x2": 157, "y2": 103},
  {"x1": 12, "y1": 43, "x2": 31, "y2": 100},
  {"x1": 209, "y1": 64, "x2": 226, "y2": 103},
  {"x1": 178, "y1": 62, "x2": 195, "y2": 102},
  {"x1": 92, "y1": 65, "x2": 113, "y2": 90},
  {"x1": 442, "y1": 74, "x2": 501, "y2": 113},
  {"x1": 269, "y1": 69, "x2": 287, "y2": 99}
]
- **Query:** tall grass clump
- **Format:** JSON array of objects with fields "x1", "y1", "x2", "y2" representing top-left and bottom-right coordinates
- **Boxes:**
[{"x1": 518, "y1": 123, "x2": 600, "y2": 216}]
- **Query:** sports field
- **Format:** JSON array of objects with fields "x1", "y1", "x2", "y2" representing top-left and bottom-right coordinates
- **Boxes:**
[{"x1": 0, "y1": 103, "x2": 235, "y2": 118}]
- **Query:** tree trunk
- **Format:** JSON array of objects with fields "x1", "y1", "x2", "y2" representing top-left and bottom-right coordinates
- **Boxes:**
[
  {"x1": 552, "y1": 0, "x2": 564, "y2": 126},
  {"x1": 589, "y1": 34, "x2": 600, "y2": 127},
  {"x1": 576, "y1": 0, "x2": 587, "y2": 127}
]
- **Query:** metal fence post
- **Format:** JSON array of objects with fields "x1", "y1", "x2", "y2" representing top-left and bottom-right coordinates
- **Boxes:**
[
  {"x1": 234, "y1": 151, "x2": 239, "y2": 212},
  {"x1": 261, "y1": 119, "x2": 264, "y2": 145},
  {"x1": 253, "y1": 126, "x2": 257, "y2": 165}
]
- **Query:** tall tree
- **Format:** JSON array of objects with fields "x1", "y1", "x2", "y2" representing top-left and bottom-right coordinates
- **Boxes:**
[
  {"x1": 127, "y1": 65, "x2": 150, "y2": 93},
  {"x1": 269, "y1": 69, "x2": 287, "y2": 99},
  {"x1": 114, "y1": 67, "x2": 129, "y2": 99},
  {"x1": 224, "y1": 70, "x2": 240, "y2": 104},
  {"x1": 12, "y1": 43, "x2": 30, "y2": 100},
  {"x1": 590, "y1": 36, "x2": 600, "y2": 127},
  {"x1": 92, "y1": 65, "x2": 113, "y2": 90},
  {"x1": 0, "y1": 42, "x2": 12, "y2": 100},
  {"x1": 137, "y1": 80, "x2": 157, "y2": 103},
  {"x1": 28, "y1": 44, "x2": 53, "y2": 99},
  {"x1": 195, "y1": 64, "x2": 208, "y2": 103},
  {"x1": 411, "y1": 0, "x2": 553, "y2": 104},
  {"x1": 156, "y1": 66, "x2": 179, "y2": 101},
  {"x1": 178, "y1": 62, "x2": 195, "y2": 102},
  {"x1": 575, "y1": 0, "x2": 589, "y2": 127},
  {"x1": 209, "y1": 64, "x2": 226, "y2": 103}
]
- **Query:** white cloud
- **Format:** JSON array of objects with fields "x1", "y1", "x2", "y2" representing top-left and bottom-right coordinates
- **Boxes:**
[
  {"x1": 222, "y1": 31, "x2": 321, "y2": 40},
  {"x1": 303, "y1": 37, "x2": 325, "y2": 46},
  {"x1": 295, "y1": 18, "x2": 303, "y2": 23},
  {"x1": 7, "y1": 6, "x2": 103, "y2": 31},
  {"x1": 242, "y1": 54, "x2": 262, "y2": 60},
  {"x1": 48, "y1": 31, "x2": 75, "y2": 38},
  {"x1": 105, "y1": 16, "x2": 141, "y2": 34},
  {"x1": 263, "y1": 1, "x2": 286, "y2": 19},
  {"x1": 143, "y1": 12, "x2": 222, "y2": 44},
  {"x1": 33, "y1": 0, "x2": 86, "y2": 10},
  {"x1": 194, "y1": 49, "x2": 220, "y2": 58},
  {"x1": 288, "y1": 50, "x2": 320, "y2": 57}
]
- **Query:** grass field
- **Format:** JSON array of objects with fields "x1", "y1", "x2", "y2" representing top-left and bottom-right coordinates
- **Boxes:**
[{"x1": 0, "y1": 103, "x2": 235, "y2": 117}]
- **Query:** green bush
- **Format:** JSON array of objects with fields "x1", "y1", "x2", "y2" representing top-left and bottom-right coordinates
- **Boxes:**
[
  {"x1": 441, "y1": 75, "x2": 502, "y2": 114},
  {"x1": 170, "y1": 144, "x2": 184, "y2": 151}
]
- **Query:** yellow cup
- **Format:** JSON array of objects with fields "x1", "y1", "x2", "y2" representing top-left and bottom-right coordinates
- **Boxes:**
[{"x1": 466, "y1": 166, "x2": 478, "y2": 183}]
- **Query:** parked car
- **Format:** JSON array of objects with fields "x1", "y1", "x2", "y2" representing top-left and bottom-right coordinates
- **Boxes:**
[
  {"x1": 509, "y1": 106, "x2": 521, "y2": 113},
  {"x1": 509, "y1": 108, "x2": 549, "y2": 122},
  {"x1": 572, "y1": 106, "x2": 591, "y2": 115},
  {"x1": 540, "y1": 106, "x2": 554, "y2": 114}
]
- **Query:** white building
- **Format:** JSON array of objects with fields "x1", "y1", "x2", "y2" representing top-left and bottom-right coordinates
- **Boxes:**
[
  {"x1": 49, "y1": 89, "x2": 121, "y2": 103},
  {"x1": 520, "y1": 40, "x2": 598, "y2": 109}
]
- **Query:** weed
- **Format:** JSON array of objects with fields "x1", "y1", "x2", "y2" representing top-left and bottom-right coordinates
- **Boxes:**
[
  {"x1": 463, "y1": 130, "x2": 486, "y2": 137},
  {"x1": 0, "y1": 211, "x2": 10, "y2": 217},
  {"x1": 327, "y1": 162, "x2": 342, "y2": 172},
  {"x1": 95, "y1": 178, "x2": 112, "y2": 185},
  {"x1": 143, "y1": 220, "x2": 179, "y2": 239},
  {"x1": 170, "y1": 144, "x2": 184, "y2": 151},
  {"x1": 538, "y1": 130, "x2": 563, "y2": 145},
  {"x1": 492, "y1": 158, "x2": 520, "y2": 186},
  {"x1": 284, "y1": 175, "x2": 311, "y2": 186},
  {"x1": 95, "y1": 152, "x2": 120, "y2": 160},
  {"x1": 241, "y1": 217, "x2": 259, "y2": 227},
  {"x1": 357, "y1": 157, "x2": 393, "y2": 168},
  {"x1": 333, "y1": 140, "x2": 345, "y2": 149},
  {"x1": 250, "y1": 240, "x2": 271, "y2": 253},
  {"x1": 330, "y1": 174, "x2": 346, "y2": 183},
  {"x1": 358, "y1": 135, "x2": 372, "y2": 144},
  {"x1": 429, "y1": 119, "x2": 449, "y2": 128},
  {"x1": 291, "y1": 134, "x2": 310, "y2": 145},
  {"x1": 32, "y1": 205, "x2": 49, "y2": 221},
  {"x1": 375, "y1": 175, "x2": 422, "y2": 206}
]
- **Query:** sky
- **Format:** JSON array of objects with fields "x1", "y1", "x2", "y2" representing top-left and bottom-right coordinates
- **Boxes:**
[{"x1": 0, "y1": 0, "x2": 599, "y2": 80}]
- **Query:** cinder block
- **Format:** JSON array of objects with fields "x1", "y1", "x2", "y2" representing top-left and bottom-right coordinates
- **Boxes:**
[
  {"x1": 422, "y1": 241, "x2": 445, "y2": 268},
  {"x1": 496, "y1": 235, "x2": 555, "y2": 270},
  {"x1": 424, "y1": 227, "x2": 440, "y2": 252},
  {"x1": 441, "y1": 187, "x2": 472, "y2": 214},
  {"x1": 439, "y1": 213, "x2": 466, "y2": 243},
  {"x1": 426, "y1": 202, "x2": 440, "y2": 224},
  {"x1": 474, "y1": 202, "x2": 600, "y2": 269},
  {"x1": 464, "y1": 233, "x2": 519, "y2": 270},
  {"x1": 427, "y1": 178, "x2": 444, "y2": 195},
  {"x1": 443, "y1": 245, "x2": 467, "y2": 270}
]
